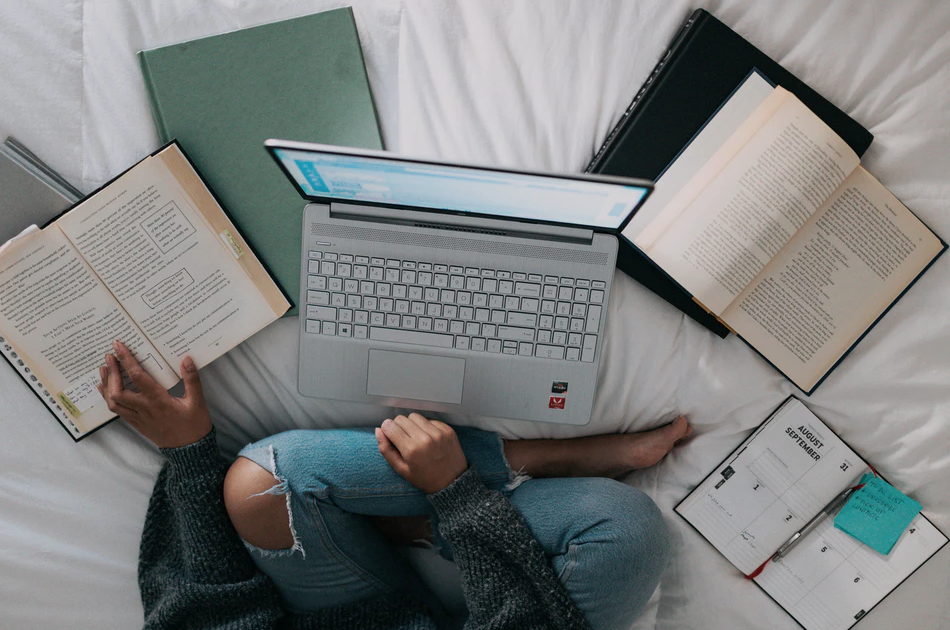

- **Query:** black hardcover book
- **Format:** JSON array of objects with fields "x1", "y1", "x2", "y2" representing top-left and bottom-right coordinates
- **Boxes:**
[
  {"x1": 588, "y1": 8, "x2": 873, "y2": 337},
  {"x1": 0, "y1": 141, "x2": 289, "y2": 441}
]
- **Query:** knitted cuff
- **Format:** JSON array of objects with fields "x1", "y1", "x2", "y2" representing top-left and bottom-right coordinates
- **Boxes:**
[
  {"x1": 428, "y1": 468, "x2": 493, "y2": 525},
  {"x1": 160, "y1": 428, "x2": 221, "y2": 477}
]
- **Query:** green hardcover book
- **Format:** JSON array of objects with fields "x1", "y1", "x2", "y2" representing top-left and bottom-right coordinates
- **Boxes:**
[{"x1": 138, "y1": 8, "x2": 383, "y2": 315}]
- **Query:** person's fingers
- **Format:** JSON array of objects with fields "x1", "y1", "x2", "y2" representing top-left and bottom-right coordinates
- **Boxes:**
[
  {"x1": 106, "y1": 353, "x2": 126, "y2": 399},
  {"x1": 381, "y1": 417, "x2": 413, "y2": 453},
  {"x1": 393, "y1": 415, "x2": 430, "y2": 450},
  {"x1": 105, "y1": 355, "x2": 149, "y2": 410},
  {"x1": 98, "y1": 365, "x2": 109, "y2": 398},
  {"x1": 376, "y1": 427, "x2": 410, "y2": 476},
  {"x1": 406, "y1": 412, "x2": 441, "y2": 440},
  {"x1": 113, "y1": 340, "x2": 162, "y2": 394},
  {"x1": 115, "y1": 405, "x2": 142, "y2": 423},
  {"x1": 111, "y1": 389, "x2": 144, "y2": 412},
  {"x1": 180, "y1": 356, "x2": 203, "y2": 403},
  {"x1": 98, "y1": 383, "x2": 141, "y2": 421},
  {"x1": 428, "y1": 419, "x2": 456, "y2": 437}
]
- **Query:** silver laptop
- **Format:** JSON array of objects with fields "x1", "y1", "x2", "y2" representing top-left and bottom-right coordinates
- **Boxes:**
[{"x1": 266, "y1": 140, "x2": 652, "y2": 425}]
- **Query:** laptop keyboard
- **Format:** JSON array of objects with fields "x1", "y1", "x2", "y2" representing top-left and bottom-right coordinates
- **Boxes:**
[{"x1": 304, "y1": 251, "x2": 605, "y2": 362}]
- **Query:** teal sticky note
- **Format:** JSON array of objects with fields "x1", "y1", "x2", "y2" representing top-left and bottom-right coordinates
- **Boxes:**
[{"x1": 834, "y1": 476, "x2": 922, "y2": 555}]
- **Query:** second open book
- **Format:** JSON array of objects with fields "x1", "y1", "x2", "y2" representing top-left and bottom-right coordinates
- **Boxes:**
[
  {"x1": 623, "y1": 72, "x2": 945, "y2": 393},
  {"x1": 0, "y1": 143, "x2": 289, "y2": 440}
]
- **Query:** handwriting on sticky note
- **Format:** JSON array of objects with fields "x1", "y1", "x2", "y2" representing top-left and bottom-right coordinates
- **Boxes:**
[{"x1": 833, "y1": 476, "x2": 922, "y2": 555}]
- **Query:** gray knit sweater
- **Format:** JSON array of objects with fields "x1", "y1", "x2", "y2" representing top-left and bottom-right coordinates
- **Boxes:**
[{"x1": 138, "y1": 431, "x2": 592, "y2": 629}]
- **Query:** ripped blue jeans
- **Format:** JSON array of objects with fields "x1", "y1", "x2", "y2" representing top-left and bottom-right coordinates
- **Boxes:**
[{"x1": 237, "y1": 427, "x2": 670, "y2": 630}]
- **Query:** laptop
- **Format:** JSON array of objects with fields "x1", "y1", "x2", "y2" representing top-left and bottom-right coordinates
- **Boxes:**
[{"x1": 266, "y1": 140, "x2": 652, "y2": 425}]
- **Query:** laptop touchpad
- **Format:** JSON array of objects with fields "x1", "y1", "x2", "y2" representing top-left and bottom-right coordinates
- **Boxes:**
[{"x1": 366, "y1": 349, "x2": 465, "y2": 404}]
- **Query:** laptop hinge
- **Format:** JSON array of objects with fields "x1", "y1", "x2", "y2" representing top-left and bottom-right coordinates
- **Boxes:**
[{"x1": 329, "y1": 202, "x2": 595, "y2": 244}]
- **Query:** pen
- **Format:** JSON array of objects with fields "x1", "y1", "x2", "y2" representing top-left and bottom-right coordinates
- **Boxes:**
[{"x1": 773, "y1": 485, "x2": 857, "y2": 561}]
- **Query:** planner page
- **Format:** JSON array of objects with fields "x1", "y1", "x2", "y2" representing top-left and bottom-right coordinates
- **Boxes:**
[
  {"x1": 755, "y1": 513, "x2": 947, "y2": 630},
  {"x1": 676, "y1": 398, "x2": 864, "y2": 574}
]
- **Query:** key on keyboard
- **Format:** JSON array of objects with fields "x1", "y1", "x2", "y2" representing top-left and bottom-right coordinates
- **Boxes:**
[{"x1": 304, "y1": 251, "x2": 603, "y2": 362}]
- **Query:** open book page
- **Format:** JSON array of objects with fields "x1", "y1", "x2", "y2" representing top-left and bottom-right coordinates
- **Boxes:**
[
  {"x1": 755, "y1": 513, "x2": 946, "y2": 630},
  {"x1": 55, "y1": 147, "x2": 286, "y2": 373},
  {"x1": 721, "y1": 167, "x2": 945, "y2": 392},
  {"x1": 676, "y1": 398, "x2": 864, "y2": 575},
  {"x1": 0, "y1": 226, "x2": 175, "y2": 435},
  {"x1": 155, "y1": 145, "x2": 289, "y2": 317},
  {"x1": 622, "y1": 72, "x2": 775, "y2": 243},
  {"x1": 639, "y1": 88, "x2": 860, "y2": 314}
]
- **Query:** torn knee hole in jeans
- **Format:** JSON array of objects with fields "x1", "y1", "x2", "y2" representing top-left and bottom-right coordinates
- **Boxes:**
[
  {"x1": 506, "y1": 470, "x2": 531, "y2": 491},
  {"x1": 244, "y1": 444, "x2": 305, "y2": 559},
  {"x1": 498, "y1": 439, "x2": 531, "y2": 491}
]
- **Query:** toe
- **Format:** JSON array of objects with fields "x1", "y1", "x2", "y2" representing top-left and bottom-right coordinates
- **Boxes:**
[{"x1": 672, "y1": 415, "x2": 692, "y2": 443}]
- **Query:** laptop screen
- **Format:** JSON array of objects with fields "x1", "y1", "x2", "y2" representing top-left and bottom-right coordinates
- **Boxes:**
[{"x1": 270, "y1": 145, "x2": 650, "y2": 231}]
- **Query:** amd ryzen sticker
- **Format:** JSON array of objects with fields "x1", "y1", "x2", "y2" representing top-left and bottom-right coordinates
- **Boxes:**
[
  {"x1": 551, "y1": 381, "x2": 568, "y2": 394},
  {"x1": 549, "y1": 396, "x2": 565, "y2": 409}
]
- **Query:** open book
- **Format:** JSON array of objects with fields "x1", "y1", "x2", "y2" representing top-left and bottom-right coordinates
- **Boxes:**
[
  {"x1": 676, "y1": 398, "x2": 947, "y2": 630},
  {"x1": 0, "y1": 142, "x2": 290, "y2": 440},
  {"x1": 623, "y1": 72, "x2": 946, "y2": 393}
]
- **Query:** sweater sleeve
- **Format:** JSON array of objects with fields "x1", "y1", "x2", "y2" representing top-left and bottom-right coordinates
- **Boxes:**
[
  {"x1": 428, "y1": 470, "x2": 591, "y2": 630},
  {"x1": 138, "y1": 430, "x2": 286, "y2": 629},
  {"x1": 139, "y1": 430, "x2": 436, "y2": 630}
]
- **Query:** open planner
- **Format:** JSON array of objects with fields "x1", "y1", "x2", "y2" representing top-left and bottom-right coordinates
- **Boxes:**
[
  {"x1": 676, "y1": 398, "x2": 947, "y2": 630},
  {"x1": 0, "y1": 142, "x2": 289, "y2": 440},
  {"x1": 623, "y1": 71, "x2": 946, "y2": 393}
]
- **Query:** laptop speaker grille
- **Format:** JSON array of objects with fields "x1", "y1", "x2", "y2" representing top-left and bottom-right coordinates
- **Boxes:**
[
  {"x1": 411, "y1": 222, "x2": 507, "y2": 237},
  {"x1": 310, "y1": 223, "x2": 610, "y2": 265}
]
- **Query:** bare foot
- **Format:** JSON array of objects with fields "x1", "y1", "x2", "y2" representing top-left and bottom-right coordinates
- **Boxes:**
[
  {"x1": 502, "y1": 416, "x2": 694, "y2": 479},
  {"x1": 621, "y1": 415, "x2": 692, "y2": 471}
]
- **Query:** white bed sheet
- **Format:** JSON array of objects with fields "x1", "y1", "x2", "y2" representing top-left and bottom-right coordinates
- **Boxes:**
[{"x1": 1, "y1": 1, "x2": 949, "y2": 628}]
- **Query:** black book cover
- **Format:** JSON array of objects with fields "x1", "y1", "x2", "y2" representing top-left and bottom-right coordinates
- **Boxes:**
[{"x1": 588, "y1": 8, "x2": 873, "y2": 337}]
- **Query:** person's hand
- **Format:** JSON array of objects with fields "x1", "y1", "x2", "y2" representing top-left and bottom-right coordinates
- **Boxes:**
[
  {"x1": 375, "y1": 413, "x2": 468, "y2": 494},
  {"x1": 97, "y1": 340, "x2": 212, "y2": 449}
]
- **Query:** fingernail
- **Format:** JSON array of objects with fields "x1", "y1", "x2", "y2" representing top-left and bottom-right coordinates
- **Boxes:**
[
  {"x1": 183, "y1": 356, "x2": 196, "y2": 372},
  {"x1": 374, "y1": 427, "x2": 381, "y2": 438},
  {"x1": 382, "y1": 418, "x2": 391, "y2": 429},
  {"x1": 112, "y1": 340, "x2": 119, "y2": 350}
]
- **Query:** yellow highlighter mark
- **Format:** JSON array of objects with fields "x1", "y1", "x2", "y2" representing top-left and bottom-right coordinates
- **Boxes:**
[
  {"x1": 57, "y1": 393, "x2": 81, "y2": 418},
  {"x1": 220, "y1": 229, "x2": 244, "y2": 259}
]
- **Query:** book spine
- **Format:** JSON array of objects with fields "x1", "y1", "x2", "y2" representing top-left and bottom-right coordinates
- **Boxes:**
[
  {"x1": 585, "y1": 10, "x2": 704, "y2": 173},
  {"x1": 2, "y1": 138, "x2": 83, "y2": 200},
  {"x1": 138, "y1": 52, "x2": 172, "y2": 143},
  {"x1": 0, "y1": 335, "x2": 84, "y2": 440}
]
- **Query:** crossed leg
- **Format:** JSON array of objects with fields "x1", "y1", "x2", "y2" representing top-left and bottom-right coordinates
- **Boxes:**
[
  {"x1": 223, "y1": 418, "x2": 690, "y2": 627},
  {"x1": 369, "y1": 416, "x2": 691, "y2": 546}
]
